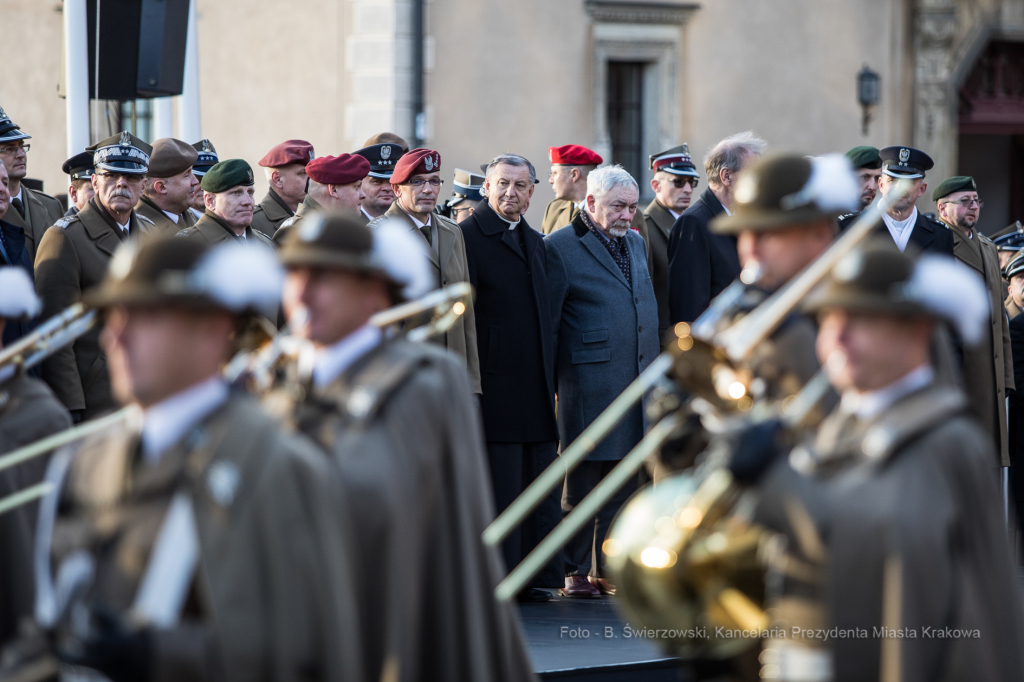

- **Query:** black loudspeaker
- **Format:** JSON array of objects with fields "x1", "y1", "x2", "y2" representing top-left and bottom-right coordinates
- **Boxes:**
[{"x1": 86, "y1": 0, "x2": 191, "y2": 101}]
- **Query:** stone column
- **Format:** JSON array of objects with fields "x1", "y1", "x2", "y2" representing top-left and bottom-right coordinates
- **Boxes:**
[{"x1": 912, "y1": 0, "x2": 959, "y2": 187}]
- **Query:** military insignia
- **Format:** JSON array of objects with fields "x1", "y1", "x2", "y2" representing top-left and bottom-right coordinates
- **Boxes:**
[
  {"x1": 298, "y1": 215, "x2": 324, "y2": 241},
  {"x1": 247, "y1": 169, "x2": 254, "y2": 183},
  {"x1": 309, "y1": 149, "x2": 315, "y2": 161},
  {"x1": 55, "y1": 216, "x2": 73, "y2": 229},
  {"x1": 137, "y1": 214, "x2": 155, "y2": 225},
  {"x1": 201, "y1": 139, "x2": 212, "y2": 152},
  {"x1": 346, "y1": 387, "x2": 376, "y2": 419},
  {"x1": 971, "y1": 179, "x2": 977, "y2": 189},
  {"x1": 898, "y1": 148, "x2": 910, "y2": 166},
  {"x1": 381, "y1": 145, "x2": 392, "y2": 160},
  {"x1": 0, "y1": 107, "x2": 7, "y2": 120},
  {"x1": 119, "y1": 131, "x2": 132, "y2": 147},
  {"x1": 424, "y1": 155, "x2": 434, "y2": 172},
  {"x1": 206, "y1": 460, "x2": 240, "y2": 507}
]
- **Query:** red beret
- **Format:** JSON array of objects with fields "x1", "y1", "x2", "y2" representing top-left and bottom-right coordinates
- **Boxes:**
[
  {"x1": 549, "y1": 144, "x2": 602, "y2": 166},
  {"x1": 390, "y1": 148, "x2": 441, "y2": 185},
  {"x1": 259, "y1": 139, "x2": 315, "y2": 168},
  {"x1": 306, "y1": 154, "x2": 371, "y2": 185}
]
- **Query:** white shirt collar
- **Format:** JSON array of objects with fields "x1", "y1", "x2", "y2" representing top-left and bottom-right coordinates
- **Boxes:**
[
  {"x1": 881, "y1": 206, "x2": 918, "y2": 252},
  {"x1": 117, "y1": 220, "x2": 130, "y2": 233},
  {"x1": 721, "y1": 204, "x2": 732, "y2": 216},
  {"x1": 406, "y1": 211, "x2": 429, "y2": 230},
  {"x1": 839, "y1": 364, "x2": 934, "y2": 422},
  {"x1": 361, "y1": 206, "x2": 373, "y2": 221},
  {"x1": 162, "y1": 209, "x2": 180, "y2": 224},
  {"x1": 141, "y1": 376, "x2": 229, "y2": 465},
  {"x1": 669, "y1": 209, "x2": 681, "y2": 220},
  {"x1": 312, "y1": 324, "x2": 382, "y2": 389}
]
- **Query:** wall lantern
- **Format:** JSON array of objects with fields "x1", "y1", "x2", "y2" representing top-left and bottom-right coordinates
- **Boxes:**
[{"x1": 858, "y1": 65, "x2": 880, "y2": 136}]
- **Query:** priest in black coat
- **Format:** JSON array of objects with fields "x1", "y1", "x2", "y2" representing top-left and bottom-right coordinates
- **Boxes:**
[{"x1": 460, "y1": 154, "x2": 560, "y2": 601}]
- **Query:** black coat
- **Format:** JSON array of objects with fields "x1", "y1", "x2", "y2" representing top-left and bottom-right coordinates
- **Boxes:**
[
  {"x1": 837, "y1": 210, "x2": 954, "y2": 256},
  {"x1": 460, "y1": 202, "x2": 557, "y2": 443},
  {"x1": 666, "y1": 187, "x2": 741, "y2": 323}
]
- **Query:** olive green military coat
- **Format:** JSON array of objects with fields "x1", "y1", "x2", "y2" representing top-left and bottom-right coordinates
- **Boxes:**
[
  {"x1": 249, "y1": 189, "x2": 294, "y2": 238},
  {"x1": 4, "y1": 186, "x2": 64, "y2": 261},
  {"x1": 643, "y1": 200, "x2": 676, "y2": 342},
  {"x1": 134, "y1": 195, "x2": 191, "y2": 236},
  {"x1": 542, "y1": 198, "x2": 653, "y2": 273},
  {"x1": 48, "y1": 392, "x2": 364, "y2": 682},
  {"x1": 175, "y1": 212, "x2": 276, "y2": 249},
  {"x1": 271, "y1": 194, "x2": 321, "y2": 246}
]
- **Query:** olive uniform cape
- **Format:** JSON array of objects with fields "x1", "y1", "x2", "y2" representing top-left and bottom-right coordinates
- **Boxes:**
[
  {"x1": 4, "y1": 186, "x2": 64, "y2": 261},
  {"x1": 274, "y1": 338, "x2": 535, "y2": 682},
  {"x1": 0, "y1": 371, "x2": 71, "y2": 647},
  {"x1": 950, "y1": 227, "x2": 1014, "y2": 465},
  {"x1": 756, "y1": 383, "x2": 1024, "y2": 681},
  {"x1": 174, "y1": 211, "x2": 276, "y2": 249},
  {"x1": 368, "y1": 203, "x2": 482, "y2": 393},
  {"x1": 34, "y1": 198, "x2": 148, "y2": 416},
  {"x1": 46, "y1": 391, "x2": 364, "y2": 682},
  {"x1": 249, "y1": 188, "x2": 294, "y2": 238}
]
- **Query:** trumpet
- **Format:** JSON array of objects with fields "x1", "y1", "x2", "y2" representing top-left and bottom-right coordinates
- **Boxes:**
[{"x1": 0, "y1": 303, "x2": 96, "y2": 374}]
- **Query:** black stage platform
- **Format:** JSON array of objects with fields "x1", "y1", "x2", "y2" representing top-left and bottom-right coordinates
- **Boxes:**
[{"x1": 519, "y1": 592, "x2": 685, "y2": 681}]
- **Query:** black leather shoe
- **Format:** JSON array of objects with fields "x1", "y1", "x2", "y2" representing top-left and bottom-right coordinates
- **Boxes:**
[{"x1": 516, "y1": 588, "x2": 553, "y2": 602}]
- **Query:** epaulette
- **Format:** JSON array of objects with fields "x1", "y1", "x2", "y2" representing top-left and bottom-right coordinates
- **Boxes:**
[
  {"x1": 837, "y1": 213, "x2": 856, "y2": 221},
  {"x1": 54, "y1": 216, "x2": 75, "y2": 229},
  {"x1": 979, "y1": 232, "x2": 995, "y2": 245},
  {"x1": 279, "y1": 215, "x2": 299, "y2": 229},
  {"x1": 137, "y1": 213, "x2": 155, "y2": 225},
  {"x1": 174, "y1": 228, "x2": 194, "y2": 238}
]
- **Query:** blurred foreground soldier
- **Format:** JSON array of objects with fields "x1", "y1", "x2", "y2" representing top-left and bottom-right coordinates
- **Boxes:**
[
  {"x1": 843, "y1": 145, "x2": 882, "y2": 212},
  {"x1": 1005, "y1": 253, "x2": 1024, "y2": 319},
  {"x1": 0, "y1": 268, "x2": 71, "y2": 648},
  {"x1": 667, "y1": 131, "x2": 767, "y2": 323},
  {"x1": 461, "y1": 155, "x2": 560, "y2": 601},
  {"x1": 354, "y1": 142, "x2": 406, "y2": 222},
  {"x1": 135, "y1": 138, "x2": 199, "y2": 234},
  {"x1": 843, "y1": 145, "x2": 954, "y2": 256},
  {"x1": 35, "y1": 131, "x2": 152, "y2": 420},
  {"x1": 442, "y1": 168, "x2": 484, "y2": 223},
  {"x1": 546, "y1": 165, "x2": 657, "y2": 597},
  {"x1": 274, "y1": 154, "x2": 370, "y2": 245},
  {"x1": 251, "y1": 139, "x2": 314, "y2": 237},
  {"x1": 275, "y1": 214, "x2": 536, "y2": 682},
  {"x1": 0, "y1": 107, "x2": 64, "y2": 260},
  {"x1": 188, "y1": 139, "x2": 218, "y2": 221},
  {"x1": 61, "y1": 152, "x2": 95, "y2": 218},
  {"x1": 20, "y1": 237, "x2": 362, "y2": 681},
  {"x1": 750, "y1": 244, "x2": 1024, "y2": 681},
  {"x1": 934, "y1": 175, "x2": 1013, "y2": 466},
  {"x1": 542, "y1": 145, "x2": 602, "y2": 235},
  {"x1": 370, "y1": 148, "x2": 481, "y2": 393},
  {"x1": 644, "y1": 144, "x2": 699, "y2": 342},
  {"x1": 176, "y1": 159, "x2": 275, "y2": 248}
]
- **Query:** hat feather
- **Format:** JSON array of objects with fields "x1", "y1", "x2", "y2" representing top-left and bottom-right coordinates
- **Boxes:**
[
  {"x1": 806, "y1": 154, "x2": 861, "y2": 214},
  {"x1": 190, "y1": 242, "x2": 283, "y2": 316},
  {"x1": 0, "y1": 267, "x2": 40, "y2": 319},
  {"x1": 904, "y1": 255, "x2": 988, "y2": 345},
  {"x1": 372, "y1": 219, "x2": 433, "y2": 300}
]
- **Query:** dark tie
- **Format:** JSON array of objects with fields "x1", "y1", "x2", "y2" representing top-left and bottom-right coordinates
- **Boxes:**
[
  {"x1": 10, "y1": 197, "x2": 24, "y2": 219},
  {"x1": 420, "y1": 223, "x2": 432, "y2": 247}
]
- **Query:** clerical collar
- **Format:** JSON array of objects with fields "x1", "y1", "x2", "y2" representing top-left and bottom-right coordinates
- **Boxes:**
[
  {"x1": 495, "y1": 211, "x2": 521, "y2": 230},
  {"x1": 312, "y1": 324, "x2": 382, "y2": 389},
  {"x1": 141, "y1": 376, "x2": 229, "y2": 465},
  {"x1": 840, "y1": 364, "x2": 933, "y2": 422}
]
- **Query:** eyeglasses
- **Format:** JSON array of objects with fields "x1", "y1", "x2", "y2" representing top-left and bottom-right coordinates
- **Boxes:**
[
  {"x1": 406, "y1": 178, "x2": 444, "y2": 188},
  {"x1": 668, "y1": 177, "x2": 698, "y2": 189},
  {"x1": 943, "y1": 197, "x2": 983, "y2": 209},
  {"x1": 95, "y1": 171, "x2": 145, "y2": 183},
  {"x1": 0, "y1": 144, "x2": 29, "y2": 155}
]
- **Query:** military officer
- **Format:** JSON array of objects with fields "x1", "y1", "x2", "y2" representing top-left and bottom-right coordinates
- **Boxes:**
[
  {"x1": 353, "y1": 142, "x2": 405, "y2": 222},
  {"x1": 994, "y1": 229, "x2": 1024, "y2": 270},
  {"x1": 1004, "y1": 253, "x2": 1024, "y2": 319},
  {"x1": 274, "y1": 213, "x2": 535, "y2": 682},
  {"x1": 934, "y1": 175, "x2": 1013, "y2": 466},
  {"x1": 0, "y1": 268, "x2": 72, "y2": 647},
  {"x1": 644, "y1": 144, "x2": 700, "y2": 343},
  {"x1": 188, "y1": 139, "x2": 219, "y2": 222},
  {"x1": 61, "y1": 151, "x2": 95, "y2": 218},
  {"x1": 27, "y1": 236, "x2": 363, "y2": 681},
  {"x1": 134, "y1": 138, "x2": 199, "y2": 235},
  {"x1": 840, "y1": 146, "x2": 954, "y2": 256},
  {"x1": 844, "y1": 145, "x2": 882, "y2": 211},
  {"x1": 440, "y1": 168, "x2": 485, "y2": 223},
  {"x1": 368, "y1": 148, "x2": 482, "y2": 393},
  {"x1": 34, "y1": 131, "x2": 153, "y2": 420},
  {"x1": 749, "y1": 243, "x2": 1024, "y2": 681},
  {"x1": 0, "y1": 107, "x2": 64, "y2": 260},
  {"x1": 175, "y1": 159, "x2": 275, "y2": 248},
  {"x1": 542, "y1": 144, "x2": 602, "y2": 235},
  {"x1": 251, "y1": 139, "x2": 314, "y2": 237},
  {"x1": 272, "y1": 154, "x2": 370, "y2": 245}
]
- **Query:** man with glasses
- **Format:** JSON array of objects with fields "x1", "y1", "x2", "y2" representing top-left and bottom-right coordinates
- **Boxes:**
[
  {"x1": 0, "y1": 107, "x2": 64, "y2": 261},
  {"x1": 369, "y1": 148, "x2": 481, "y2": 394},
  {"x1": 935, "y1": 175, "x2": 1013, "y2": 468},
  {"x1": 644, "y1": 144, "x2": 700, "y2": 344},
  {"x1": 34, "y1": 131, "x2": 153, "y2": 421}
]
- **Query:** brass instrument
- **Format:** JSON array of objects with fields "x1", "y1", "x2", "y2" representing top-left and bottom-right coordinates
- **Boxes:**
[{"x1": 0, "y1": 303, "x2": 96, "y2": 374}]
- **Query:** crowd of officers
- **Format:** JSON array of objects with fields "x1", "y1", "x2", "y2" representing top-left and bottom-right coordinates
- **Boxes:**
[{"x1": 0, "y1": 96, "x2": 1021, "y2": 681}]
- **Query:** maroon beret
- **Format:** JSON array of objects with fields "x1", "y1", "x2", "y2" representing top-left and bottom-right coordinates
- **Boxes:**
[
  {"x1": 390, "y1": 148, "x2": 441, "y2": 185},
  {"x1": 258, "y1": 139, "x2": 315, "y2": 168},
  {"x1": 306, "y1": 154, "x2": 371, "y2": 185},
  {"x1": 549, "y1": 144, "x2": 602, "y2": 166}
]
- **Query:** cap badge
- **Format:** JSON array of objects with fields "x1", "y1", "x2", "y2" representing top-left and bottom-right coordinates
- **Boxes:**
[
  {"x1": 247, "y1": 169, "x2": 254, "y2": 183},
  {"x1": 206, "y1": 460, "x2": 241, "y2": 507},
  {"x1": 119, "y1": 131, "x2": 132, "y2": 147},
  {"x1": 381, "y1": 145, "x2": 392, "y2": 160},
  {"x1": 299, "y1": 215, "x2": 324, "y2": 242},
  {"x1": 898, "y1": 148, "x2": 910, "y2": 166},
  {"x1": 201, "y1": 139, "x2": 212, "y2": 152},
  {"x1": 971, "y1": 179, "x2": 976, "y2": 189},
  {"x1": 0, "y1": 107, "x2": 7, "y2": 120},
  {"x1": 308, "y1": 149, "x2": 314, "y2": 161},
  {"x1": 424, "y1": 155, "x2": 434, "y2": 171}
]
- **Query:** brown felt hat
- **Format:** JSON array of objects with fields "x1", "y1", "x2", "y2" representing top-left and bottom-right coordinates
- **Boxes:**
[
  {"x1": 147, "y1": 138, "x2": 199, "y2": 178},
  {"x1": 279, "y1": 212, "x2": 396, "y2": 283},
  {"x1": 803, "y1": 240, "x2": 925, "y2": 316}
]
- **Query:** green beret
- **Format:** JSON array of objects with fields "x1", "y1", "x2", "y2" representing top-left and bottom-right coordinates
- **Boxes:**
[
  {"x1": 844, "y1": 146, "x2": 881, "y2": 170},
  {"x1": 932, "y1": 176, "x2": 977, "y2": 202},
  {"x1": 200, "y1": 159, "x2": 255, "y2": 193}
]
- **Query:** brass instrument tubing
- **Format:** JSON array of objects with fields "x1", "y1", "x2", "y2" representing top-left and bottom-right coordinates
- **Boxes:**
[
  {"x1": 0, "y1": 406, "x2": 137, "y2": 476},
  {"x1": 0, "y1": 482, "x2": 54, "y2": 517}
]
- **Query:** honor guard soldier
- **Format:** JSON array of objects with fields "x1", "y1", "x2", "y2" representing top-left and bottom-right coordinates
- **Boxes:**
[
  {"x1": 189, "y1": 139, "x2": 218, "y2": 222},
  {"x1": 0, "y1": 268, "x2": 72, "y2": 648},
  {"x1": 1004, "y1": 252, "x2": 1024, "y2": 319},
  {"x1": 175, "y1": 159, "x2": 275, "y2": 248},
  {"x1": 34, "y1": 131, "x2": 153, "y2": 421},
  {"x1": 273, "y1": 153, "x2": 370, "y2": 245},
  {"x1": 251, "y1": 139, "x2": 314, "y2": 238},
  {"x1": 61, "y1": 152, "x2": 95, "y2": 218},
  {"x1": 353, "y1": 142, "x2": 406, "y2": 222},
  {"x1": 274, "y1": 213, "x2": 535, "y2": 682},
  {"x1": 135, "y1": 138, "x2": 200, "y2": 234},
  {"x1": 644, "y1": 144, "x2": 700, "y2": 343},
  {"x1": 840, "y1": 145, "x2": 954, "y2": 256},
  {"x1": 0, "y1": 107, "x2": 64, "y2": 261},
  {"x1": 934, "y1": 175, "x2": 1013, "y2": 467},
  {"x1": 440, "y1": 168, "x2": 485, "y2": 223},
  {"x1": 368, "y1": 148, "x2": 482, "y2": 393},
  {"x1": 749, "y1": 243, "x2": 1024, "y2": 681},
  {"x1": 22, "y1": 236, "x2": 363, "y2": 681},
  {"x1": 843, "y1": 145, "x2": 882, "y2": 213}
]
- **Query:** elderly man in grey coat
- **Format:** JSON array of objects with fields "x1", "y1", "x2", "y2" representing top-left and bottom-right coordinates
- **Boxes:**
[{"x1": 545, "y1": 165, "x2": 659, "y2": 598}]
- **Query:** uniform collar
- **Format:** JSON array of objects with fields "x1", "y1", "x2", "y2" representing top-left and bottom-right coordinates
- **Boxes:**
[
  {"x1": 312, "y1": 323, "x2": 383, "y2": 389},
  {"x1": 839, "y1": 364, "x2": 933, "y2": 422},
  {"x1": 141, "y1": 376, "x2": 229, "y2": 465}
]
